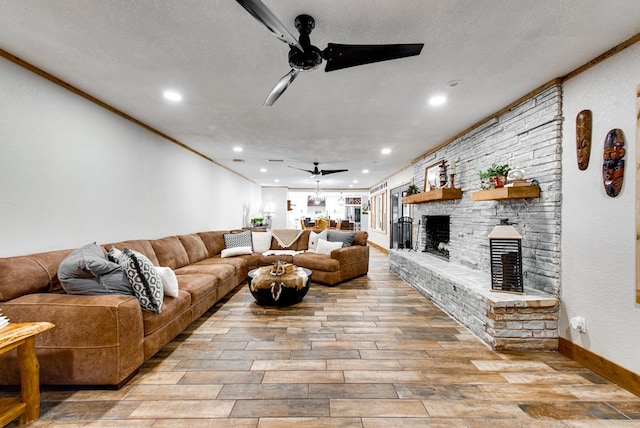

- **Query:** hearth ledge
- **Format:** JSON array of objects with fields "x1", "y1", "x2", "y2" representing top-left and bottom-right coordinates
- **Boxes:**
[{"x1": 389, "y1": 249, "x2": 559, "y2": 352}]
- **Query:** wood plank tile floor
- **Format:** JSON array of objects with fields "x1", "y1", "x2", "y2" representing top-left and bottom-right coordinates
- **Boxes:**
[{"x1": 6, "y1": 248, "x2": 640, "y2": 427}]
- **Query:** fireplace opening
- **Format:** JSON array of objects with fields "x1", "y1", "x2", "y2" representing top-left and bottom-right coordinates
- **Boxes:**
[{"x1": 422, "y1": 215, "x2": 450, "y2": 260}]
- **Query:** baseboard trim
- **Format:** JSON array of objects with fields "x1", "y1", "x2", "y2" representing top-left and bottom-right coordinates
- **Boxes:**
[
  {"x1": 367, "y1": 241, "x2": 388, "y2": 254},
  {"x1": 558, "y1": 337, "x2": 640, "y2": 397}
]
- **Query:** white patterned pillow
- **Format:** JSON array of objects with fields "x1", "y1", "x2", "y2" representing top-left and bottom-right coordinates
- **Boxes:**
[
  {"x1": 307, "y1": 229, "x2": 327, "y2": 252},
  {"x1": 224, "y1": 230, "x2": 253, "y2": 250},
  {"x1": 117, "y1": 247, "x2": 164, "y2": 313}
]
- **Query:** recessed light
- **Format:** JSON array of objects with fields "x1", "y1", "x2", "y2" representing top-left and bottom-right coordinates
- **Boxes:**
[
  {"x1": 349, "y1": 184, "x2": 354, "y2": 188},
  {"x1": 163, "y1": 90, "x2": 182, "y2": 102},
  {"x1": 260, "y1": 168, "x2": 267, "y2": 173},
  {"x1": 381, "y1": 148, "x2": 391, "y2": 155},
  {"x1": 362, "y1": 169, "x2": 369, "y2": 174},
  {"x1": 274, "y1": 179, "x2": 279, "y2": 183},
  {"x1": 353, "y1": 180, "x2": 359, "y2": 183},
  {"x1": 233, "y1": 147, "x2": 243, "y2": 152},
  {"x1": 429, "y1": 95, "x2": 447, "y2": 106}
]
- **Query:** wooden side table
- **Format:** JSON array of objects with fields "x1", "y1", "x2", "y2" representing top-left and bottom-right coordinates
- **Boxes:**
[{"x1": 0, "y1": 322, "x2": 55, "y2": 427}]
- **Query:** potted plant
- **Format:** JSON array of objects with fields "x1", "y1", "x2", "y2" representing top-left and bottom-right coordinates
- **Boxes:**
[
  {"x1": 251, "y1": 217, "x2": 264, "y2": 227},
  {"x1": 478, "y1": 163, "x2": 510, "y2": 189},
  {"x1": 406, "y1": 183, "x2": 420, "y2": 195}
]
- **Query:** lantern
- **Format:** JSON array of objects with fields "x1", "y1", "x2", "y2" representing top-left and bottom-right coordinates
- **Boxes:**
[{"x1": 488, "y1": 220, "x2": 524, "y2": 294}]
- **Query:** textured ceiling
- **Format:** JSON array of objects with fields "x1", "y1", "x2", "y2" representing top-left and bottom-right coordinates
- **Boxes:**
[{"x1": 2, "y1": 0, "x2": 640, "y2": 190}]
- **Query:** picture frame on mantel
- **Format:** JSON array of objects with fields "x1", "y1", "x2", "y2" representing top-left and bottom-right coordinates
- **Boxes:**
[{"x1": 424, "y1": 162, "x2": 442, "y2": 191}]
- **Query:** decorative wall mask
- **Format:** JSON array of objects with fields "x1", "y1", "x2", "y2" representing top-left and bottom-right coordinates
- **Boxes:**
[
  {"x1": 602, "y1": 128, "x2": 626, "y2": 197},
  {"x1": 576, "y1": 109, "x2": 592, "y2": 170}
]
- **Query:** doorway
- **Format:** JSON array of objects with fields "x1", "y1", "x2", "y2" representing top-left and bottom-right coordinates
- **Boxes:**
[{"x1": 390, "y1": 184, "x2": 411, "y2": 249}]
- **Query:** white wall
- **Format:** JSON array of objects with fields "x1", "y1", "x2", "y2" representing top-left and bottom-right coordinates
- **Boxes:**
[
  {"x1": 0, "y1": 57, "x2": 261, "y2": 257},
  {"x1": 561, "y1": 43, "x2": 640, "y2": 374},
  {"x1": 261, "y1": 187, "x2": 288, "y2": 229}
]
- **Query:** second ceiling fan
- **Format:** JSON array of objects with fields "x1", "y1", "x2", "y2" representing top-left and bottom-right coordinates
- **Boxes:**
[
  {"x1": 236, "y1": 0, "x2": 424, "y2": 105},
  {"x1": 289, "y1": 162, "x2": 348, "y2": 177}
]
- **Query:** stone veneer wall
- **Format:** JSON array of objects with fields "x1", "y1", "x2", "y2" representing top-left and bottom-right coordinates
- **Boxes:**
[{"x1": 409, "y1": 84, "x2": 563, "y2": 295}]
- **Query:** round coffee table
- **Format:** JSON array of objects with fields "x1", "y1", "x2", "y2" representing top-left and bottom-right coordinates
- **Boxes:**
[{"x1": 247, "y1": 266, "x2": 311, "y2": 306}]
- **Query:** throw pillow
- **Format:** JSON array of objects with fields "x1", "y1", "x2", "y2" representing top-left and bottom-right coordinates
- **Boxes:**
[
  {"x1": 155, "y1": 266, "x2": 179, "y2": 298},
  {"x1": 308, "y1": 229, "x2": 328, "y2": 252},
  {"x1": 224, "y1": 230, "x2": 253, "y2": 250},
  {"x1": 118, "y1": 247, "x2": 164, "y2": 313},
  {"x1": 315, "y1": 239, "x2": 343, "y2": 255},
  {"x1": 327, "y1": 230, "x2": 356, "y2": 248},
  {"x1": 252, "y1": 230, "x2": 272, "y2": 253},
  {"x1": 58, "y1": 243, "x2": 133, "y2": 295},
  {"x1": 221, "y1": 246, "x2": 253, "y2": 258}
]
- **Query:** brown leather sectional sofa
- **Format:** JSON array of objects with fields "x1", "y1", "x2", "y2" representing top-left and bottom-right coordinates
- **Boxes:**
[{"x1": 0, "y1": 229, "x2": 368, "y2": 387}]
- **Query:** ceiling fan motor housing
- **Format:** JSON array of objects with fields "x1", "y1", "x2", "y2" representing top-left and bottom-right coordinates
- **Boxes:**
[{"x1": 288, "y1": 14, "x2": 322, "y2": 71}]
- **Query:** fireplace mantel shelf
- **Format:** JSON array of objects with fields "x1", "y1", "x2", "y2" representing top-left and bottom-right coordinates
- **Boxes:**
[
  {"x1": 402, "y1": 188, "x2": 463, "y2": 204},
  {"x1": 471, "y1": 185, "x2": 540, "y2": 201}
]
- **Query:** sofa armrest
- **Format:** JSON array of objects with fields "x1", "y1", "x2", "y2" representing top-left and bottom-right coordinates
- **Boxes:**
[
  {"x1": 331, "y1": 245, "x2": 369, "y2": 265},
  {"x1": 0, "y1": 293, "x2": 145, "y2": 386}
]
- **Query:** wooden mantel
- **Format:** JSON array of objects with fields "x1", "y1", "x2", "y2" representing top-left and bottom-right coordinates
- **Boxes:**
[
  {"x1": 471, "y1": 185, "x2": 540, "y2": 201},
  {"x1": 402, "y1": 188, "x2": 463, "y2": 204}
]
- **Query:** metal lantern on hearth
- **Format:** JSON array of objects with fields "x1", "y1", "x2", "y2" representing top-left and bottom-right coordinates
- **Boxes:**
[{"x1": 488, "y1": 220, "x2": 524, "y2": 294}]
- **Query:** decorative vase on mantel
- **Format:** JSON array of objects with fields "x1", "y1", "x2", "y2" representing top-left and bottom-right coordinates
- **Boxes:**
[{"x1": 492, "y1": 175, "x2": 507, "y2": 188}]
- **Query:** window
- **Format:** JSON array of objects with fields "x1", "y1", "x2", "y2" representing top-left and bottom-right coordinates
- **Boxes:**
[{"x1": 371, "y1": 191, "x2": 386, "y2": 232}]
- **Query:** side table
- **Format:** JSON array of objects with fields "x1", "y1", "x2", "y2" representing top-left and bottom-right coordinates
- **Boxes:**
[{"x1": 0, "y1": 322, "x2": 55, "y2": 427}]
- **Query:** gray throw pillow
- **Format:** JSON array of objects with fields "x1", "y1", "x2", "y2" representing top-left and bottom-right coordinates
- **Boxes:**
[
  {"x1": 58, "y1": 242, "x2": 133, "y2": 295},
  {"x1": 327, "y1": 231, "x2": 356, "y2": 248}
]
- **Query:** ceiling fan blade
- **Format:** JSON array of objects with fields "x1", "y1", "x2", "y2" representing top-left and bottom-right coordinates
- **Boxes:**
[
  {"x1": 321, "y1": 169, "x2": 349, "y2": 175},
  {"x1": 235, "y1": 0, "x2": 304, "y2": 52},
  {"x1": 264, "y1": 69, "x2": 300, "y2": 106},
  {"x1": 288, "y1": 165, "x2": 315, "y2": 175},
  {"x1": 323, "y1": 43, "x2": 424, "y2": 72}
]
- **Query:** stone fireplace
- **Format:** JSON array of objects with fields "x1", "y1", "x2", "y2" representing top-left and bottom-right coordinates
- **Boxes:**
[
  {"x1": 389, "y1": 84, "x2": 563, "y2": 351},
  {"x1": 422, "y1": 215, "x2": 450, "y2": 260}
]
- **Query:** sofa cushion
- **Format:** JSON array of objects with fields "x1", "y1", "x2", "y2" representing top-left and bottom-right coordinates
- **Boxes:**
[
  {"x1": 197, "y1": 231, "x2": 227, "y2": 257},
  {"x1": 0, "y1": 249, "x2": 73, "y2": 301},
  {"x1": 224, "y1": 230, "x2": 253, "y2": 250},
  {"x1": 151, "y1": 236, "x2": 190, "y2": 270},
  {"x1": 308, "y1": 229, "x2": 327, "y2": 252},
  {"x1": 178, "y1": 234, "x2": 209, "y2": 264},
  {"x1": 352, "y1": 231, "x2": 369, "y2": 246},
  {"x1": 104, "y1": 240, "x2": 159, "y2": 266},
  {"x1": 252, "y1": 230, "x2": 272, "y2": 253},
  {"x1": 142, "y1": 289, "x2": 191, "y2": 336},
  {"x1": 293, "y1": 252, "x2": 341, "y2": 272},
  {"x1": 58, "y1": 243, "x2": 133, "y2": 296},
  {"x1": 113, "y1": 248, "x2": 164, "y2": 314},
  {"x1": 327, "y1": 231, "x2": 356, "y2": 248},
  {"x1": 175, "y1": 263, "x2": 236, "y2": 285},
  {"x1": 175, "y1": 273, "x2": 220, "y2": 303}
]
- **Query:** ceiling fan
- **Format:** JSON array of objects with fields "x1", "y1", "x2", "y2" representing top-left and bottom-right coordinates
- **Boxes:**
[
  {"x1": 236, "y1": 0, "x2": 424, "y2": 106},
  {"x1": 289, "y1": 162, "x2": 348, "y2": 177}
]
